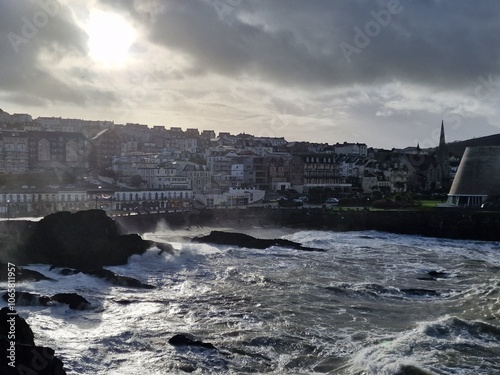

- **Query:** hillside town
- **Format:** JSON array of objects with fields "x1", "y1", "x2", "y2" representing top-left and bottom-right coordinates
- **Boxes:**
[{"x1": 0, "y1": 108, "x2": 462, "y2": 217}]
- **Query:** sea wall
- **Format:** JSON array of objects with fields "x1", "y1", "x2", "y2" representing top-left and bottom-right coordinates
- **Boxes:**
[
  {"x1": 114, "y1": 207, "x2": 500, "y2": 241},
  {"x1": 2, "y1": 208, "x2": 500, "y2": 247}
]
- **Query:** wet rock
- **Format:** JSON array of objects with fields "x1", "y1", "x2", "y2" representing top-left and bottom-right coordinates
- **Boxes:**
[
  {"x1": 0, "y1": 263, "x2": 55, "y2": 282},
  {"x1": 51, "y1": 293, "x2": 90, "y2": 310},
  {"x1": 0, "y1": 307, "x2": 35, "y2": 346},
  {"x1": 417, "y1": 270, "x2": 449, "y2": 281},
  {"x1": 84, "y1": 268, "x2": 155, "y2": 289},
  {"x1": 401, "y1": 288, "x2": 440, "y2": 297},
  {"x1": 1, "y1": 291, "x2": 51, "y2": 306},
  {"x1": 428, "y1": 270, "x2": 448, "y2": 278},
  {"x1": 154, "y1": 242, "x2": 175, "y2": 255},
  {"x1": 59, "y1": 268, "x2": 81, "y2": 276},
  {"x1": 169, "y1": 334, "x2": 216, "y2": 350},
  {"x1": 112, "y1": 299, "x2": 134, "y2": 305},
  {"x1": 57, "y1": 266, "x2": 154, "y2": 289},
  {"x1": 193, "y1": 231, "x2": 324, "y2": 252},
  {"x1": 177, "y1": 362, "x2": 197, "y2": 373},
  {"x1": 0, "y1": 308, "x2": 67, "y2": 374},
  {"x1": 396, "y1": 364, "x2": 436, "y2": 375},
  {"x1": 16, "y1": 210, "x2": 153, "y2": 269}
]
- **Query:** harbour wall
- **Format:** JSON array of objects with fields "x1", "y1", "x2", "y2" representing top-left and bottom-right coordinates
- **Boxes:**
[
  {"x1": 113, "y1": 207, "x2": 500, "y2": 242},
  {"x1": 2, "y1": 208, "x2": 500, "y2": 243}
]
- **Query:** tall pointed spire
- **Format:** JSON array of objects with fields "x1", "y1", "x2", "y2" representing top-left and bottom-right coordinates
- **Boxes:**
[
  {"x1": 437, "y1": 120, "x2": 450, "y2": 190},
  {"x1": 439, "y1": 120, "x2": 446, "y2": 148},
  {"x1": 437, "y1": 120, "x2": 447, "y2": 159}
]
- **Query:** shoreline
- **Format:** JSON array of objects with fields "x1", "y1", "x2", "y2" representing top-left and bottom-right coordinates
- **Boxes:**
[
  {"x1": 112, "y1": 207, "x2": 500, "y2": 242},
  {"x1": 2, "y1": 207, "x2": 500, "y2": 244}
]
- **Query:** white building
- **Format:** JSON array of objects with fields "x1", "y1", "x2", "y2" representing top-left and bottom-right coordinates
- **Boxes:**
[
  {"x1": 334, "y1": 142, "x2": 368, "y2": 157},
  {"x1": 194, "y1": 187, "x2": 265, "y2": 208}
]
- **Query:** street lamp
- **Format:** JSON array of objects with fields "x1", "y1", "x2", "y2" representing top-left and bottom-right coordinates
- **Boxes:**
[
  {"x1": 6, "y1": 199, "x2": 10, "y2": 221},
  {"x1": 95, "y1": 186, "x2": 102, "y2": 209}
]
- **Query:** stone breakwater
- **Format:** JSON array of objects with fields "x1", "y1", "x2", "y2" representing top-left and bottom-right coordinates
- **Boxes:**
[
  {"x1": 1, "y1": 208, "x2": 500, "y2": 260},
  {"x1": 113, "y1": 207, "x2": 500, "y2": 242}
]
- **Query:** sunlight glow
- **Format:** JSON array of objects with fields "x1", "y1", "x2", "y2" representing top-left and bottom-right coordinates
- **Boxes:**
[{"x1": 86, "y1": 11, "x2": 136, "y2": 65}]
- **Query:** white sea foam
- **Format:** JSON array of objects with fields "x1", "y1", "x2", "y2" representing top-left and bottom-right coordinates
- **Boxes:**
[{"x1": 1, "y1": 230, "x2": 499, "y2": 374}]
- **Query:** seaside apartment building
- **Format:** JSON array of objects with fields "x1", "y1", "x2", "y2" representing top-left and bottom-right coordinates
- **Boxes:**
[{"x1": 0, "y1": 188, "x2": 194, "y2": 217}]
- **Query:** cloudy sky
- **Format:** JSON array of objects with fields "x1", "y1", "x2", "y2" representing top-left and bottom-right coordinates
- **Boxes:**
[{"x1": 1, "y1": 0, "x2": 500, "y2": 148}]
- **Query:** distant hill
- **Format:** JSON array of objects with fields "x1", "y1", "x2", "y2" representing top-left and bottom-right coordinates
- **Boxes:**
[{"x1": 446, "y1": 133, "x2": 500, "y2": 157}]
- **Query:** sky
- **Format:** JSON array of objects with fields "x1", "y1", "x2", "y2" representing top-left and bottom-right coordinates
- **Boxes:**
[{"x1": 1, "y1": 0, "x2": 500, "y2": 149}]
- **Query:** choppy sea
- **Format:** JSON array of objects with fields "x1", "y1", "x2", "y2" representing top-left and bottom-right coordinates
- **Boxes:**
[{"x1": 2, "y1": 227, "x2": 500, "y2": 374}]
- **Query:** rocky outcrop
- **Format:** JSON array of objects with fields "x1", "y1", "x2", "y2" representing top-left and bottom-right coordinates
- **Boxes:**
[
  {"x1": 192, "y1": 230, "x2": 324, "y2": 251},
  {"x1": 51, "y1": 293, "x2": 90, "y2": 310},
  {"x1": 82, "y1": 269, "x2": 154, "y2": 289},
  {"x1": 401, "y1": 288, "x2": 440, "y2": 297},
  {"x1": 54, "y1": 267, "x2": 154, "y2": 289},
  {"x1": 417, "y1": 270, "x2": 449, "y2": 281},
  {"x1": 0, "y1": 307, "x2": 34, "y2": 346},
  {"x1": 396, "y1": 364, "x2": 436, "y2": 375},
  {"x1": 1, "y1": 291, "x2": 51, "y2": 306},
  {"x1": 11, "y1": 210, "x2": 158, "y2": 269},
  {"x1": 0, "y1": 308, "x2": 67, "y2": 374},
  {"x1": 2, "y1": 292, "x2": 90, "y2": 310},
  {"x1": 0, "y1": 263, "x2": 55, "y2": 282},
  {"x1": 169, "y1": 334, "x2": 216, "y2": 350}
]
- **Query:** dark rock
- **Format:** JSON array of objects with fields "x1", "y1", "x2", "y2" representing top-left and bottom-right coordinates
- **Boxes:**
[
  {"x1": 14, "y1": 210, "x2": 154, "y2": 269},
  {"x1": 401, "y1": 288, "x2": 440, "y2": 297},
  {"x1": 193, "y1": 231, "x2": 324, "y2": 252},
  {"x1": 2, "y1": 291, "x2": 51, "y2": 306},
  {"x1": 169, "y1": 334, "x2": 216, "y2": 350},
  {"x1": 428, "y1": 270, "x2": 448, "y2": 278},
  {"x1": 83, "y1": 268, "x2": 155, "y2": 289},
  {"x1": 0, "y1": 307, "x2": 35, "y2": 346},
  {"x1": 153, "y1": 242, "x2": 175, "y2": 255},
  {"x1": 416, "y1": 276, "x2": 436, "y2": 281},
  {"x1": 51, "y1": 293, "x2": 90, "y2": 310},
  {"x1": 0, "y1": 340, "x2": 67, "y2": 375},
  {"x1": 417, "y1": 270, "x2": 449, "y2": 281},
  {"x1": 0, "y1": 308, "x2": 67, "y2": 375},
  {"x1": 112, "y1": 299, "x2": 134, "y2": 305},
  {"x1": 0, "y1": 263, "x2": 55, "y2": 282},
  {"x1": 177, "y1": 362, "x2": 197, "y2": 373},
  {"x1": 396, "y1": 364, "x2": 435, "y2": 375},
  {"x1": 59, "y1": 268, "x2": 81, "y2": 276}
]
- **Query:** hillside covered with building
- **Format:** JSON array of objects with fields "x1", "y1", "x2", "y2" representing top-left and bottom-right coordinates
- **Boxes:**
[{"x1": 0, "y1": 108, "x2": 494, "y2": 217}]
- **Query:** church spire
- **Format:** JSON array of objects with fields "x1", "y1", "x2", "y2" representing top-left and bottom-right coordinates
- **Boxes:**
[
  {"x1": 439, "y1": 120, "x2": 446, "y2": 148},
  {"x1": 437, "y1": 120, "x2": 447, "y2": 159}
]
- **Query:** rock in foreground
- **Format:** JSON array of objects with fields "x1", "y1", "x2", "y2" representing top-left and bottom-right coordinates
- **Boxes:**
[
  {"x1": 0, "y1": 308, "x2": 67, "y2": 374},
  {"x1": 193, "y1": 230, "x2": 324, "y2": 252}
]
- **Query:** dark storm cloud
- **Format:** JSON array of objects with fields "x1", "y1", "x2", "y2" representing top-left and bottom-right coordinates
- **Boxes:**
[
  {"x1": 102, "y1": 0, "x2": 500, "y2": 91},
  {"x1": 0, "y1": 0, "x2": 113, "y2": 105}
]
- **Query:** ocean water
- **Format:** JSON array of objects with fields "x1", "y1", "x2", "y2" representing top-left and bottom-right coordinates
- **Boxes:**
[{"x1": 2, "y1": 228, "x2": 500, "y2": 374}]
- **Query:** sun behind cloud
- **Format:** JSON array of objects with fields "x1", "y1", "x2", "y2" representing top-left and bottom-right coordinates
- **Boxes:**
[{"x1": 86, "y1": 11, "x2": 136, "y2": 65}]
